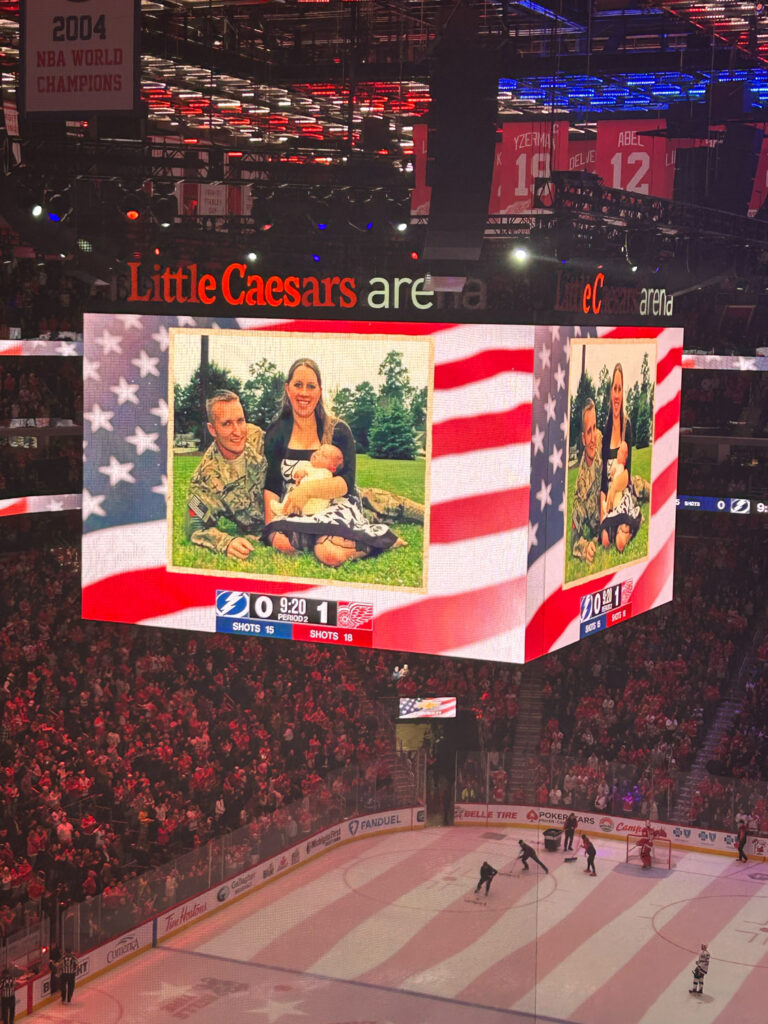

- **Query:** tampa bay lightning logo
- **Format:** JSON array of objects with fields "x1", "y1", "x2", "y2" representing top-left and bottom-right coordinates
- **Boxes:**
[
  {"x1": 730, "y1": 498, "x2": 751, "y2": 514},
  {"x1": 580, "y1": 595, "x2": 592, "y2": 622},
  {"x1": 216, "y1": 591, "x2": 250, "y2": 618}
]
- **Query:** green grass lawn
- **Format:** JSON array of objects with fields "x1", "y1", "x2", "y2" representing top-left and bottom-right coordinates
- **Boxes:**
[
  {"x1": 170, "y1": 453, "x2": 426, "y2": 589},
  {"x1": 564, "y1": 444, "x2": 652, "y2": 585}
]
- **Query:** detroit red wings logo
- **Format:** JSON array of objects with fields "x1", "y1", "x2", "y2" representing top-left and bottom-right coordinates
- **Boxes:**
[
  {"x1": 337, "y1": 602, "x2": 374, "y2": 630},
  {"x1": 621, "y1": 579, "x2": 634, "y2": 606}
]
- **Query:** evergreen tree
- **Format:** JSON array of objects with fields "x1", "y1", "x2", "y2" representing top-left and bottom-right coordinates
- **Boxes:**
[
  {"x1": 332, "y1": 386, "x2": 355, "y2": 425},
  {"x1": 635, "y1": 392, "x2": 652, "y2": 448},
  {"x1": 570, "y1": 371, "x2": 595, "y2": 454},
  {"x1": 174, "y1": 361, "x2": 243, "y2": 446},
  {"x1": 346, "y1": 381, "x2": 377, "y2": 452},
  {"x1": 241, "y1": 358, "x2": 284, "y2": 430},
  {"x1": 596, "y1": 364, "x2": 611, "y2": 432},
  {"x1": 410, "y1": 385, "x2": 428, "y2": 433},
  {"x1": 369, "y1": 400, "x2": 416, "y2": 459},
  {"x1": 378, "y1": 350, "x2": 413, "y2": 406}
]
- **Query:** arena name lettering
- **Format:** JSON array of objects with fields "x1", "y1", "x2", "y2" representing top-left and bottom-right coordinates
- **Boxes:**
[
  {"x1": 554, "y1": 269, "x2": 674, "y2": 319},
  {"x1": 124, "y1": 262, "x2": 486, "y2": 311}
]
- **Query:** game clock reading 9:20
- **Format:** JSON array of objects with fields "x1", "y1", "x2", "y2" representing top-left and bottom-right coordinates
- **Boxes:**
[{"x1": 250, "y1": 594, "x2": 337, "y2": 625}]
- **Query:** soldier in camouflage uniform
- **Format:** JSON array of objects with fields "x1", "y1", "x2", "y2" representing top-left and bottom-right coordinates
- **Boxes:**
[
  {"x1": 186, "y1": 390, "x2": 267, "y2": 560},
  {"x1": 571, "y1": 398, "x2": 603, "y2": 563}
]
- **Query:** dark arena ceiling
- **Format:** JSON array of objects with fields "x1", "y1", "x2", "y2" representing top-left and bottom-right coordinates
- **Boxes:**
[
  {"x1": 3, "y1": 0, "x2": 768, "y2": 270},
  {"x1": 2, "y1": 0, "x2": 768, "y2": 168}
]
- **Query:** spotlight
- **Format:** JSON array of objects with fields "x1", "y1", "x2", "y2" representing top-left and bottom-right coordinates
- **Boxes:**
[
  {"x1": 152, "y1": 193, "x2": 177, "y2": 229},
  {"x1": 31, "y1": 204, "x2": 44, "y2": 219},
  {"x1": 247, "y1": 251, "x2": 259, "y2": 262},
  {"x1": 119, "y1": 188, "x2": 149, "y2": 222},
  {"x1": 47, "y1": 192, "x2": 71, "y2": 223},
  {"x1": 410, "y1": 251, "x2": 419, "y2": 261},
  {"x1": 511, "y1": 246, "x2": 529, "y2": 264},
  {"x1": 311, "y1": 253, "x2": 320, "y2": 263},
  {"x1": 395, "y1": 222, "x2": 408, "y2": 233}
]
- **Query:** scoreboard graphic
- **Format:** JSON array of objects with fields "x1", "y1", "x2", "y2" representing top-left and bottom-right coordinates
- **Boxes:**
[
  {"x1": 215, "y1": 591, "x2": 374, "y2": 647},
  {"x1": 81, "y1": 314, "x2": 683, "y2": 663}
]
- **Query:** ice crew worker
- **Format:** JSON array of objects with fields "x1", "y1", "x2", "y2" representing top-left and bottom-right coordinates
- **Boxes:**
[
  {"x1": 475, "y1": 861, "x2": 498, "y2": 896},
  {"x1": 518, "y1": 839, "x2": 549, "y2": 874}
]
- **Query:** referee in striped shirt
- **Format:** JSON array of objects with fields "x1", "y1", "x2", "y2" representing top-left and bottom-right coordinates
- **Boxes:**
[
  {"x1": 59, "y1": 951, "x2": 78, "y2": 1004},
  {"x1": 0, "y1": 967, "x2": 16, "y2": 1024}
]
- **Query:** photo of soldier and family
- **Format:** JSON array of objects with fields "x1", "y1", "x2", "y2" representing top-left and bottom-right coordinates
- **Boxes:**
[
  {"x1": 565, "y1": 339, "x2": 657, "y2": 584},
  {"x1": 168, "y1": 329, "x2": 431, "y2": 590}
]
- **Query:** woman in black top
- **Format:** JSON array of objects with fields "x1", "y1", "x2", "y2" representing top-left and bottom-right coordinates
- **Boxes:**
[
  {"x1": 263, "y1": 358, "x2": 404, "y2": 566},
  {"x1": 599, "y1": 362, "x2": 642, "y2": 553}
]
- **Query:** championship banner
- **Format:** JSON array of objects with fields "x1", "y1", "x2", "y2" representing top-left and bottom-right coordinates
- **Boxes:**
[
  {"x1": 21, "y1": 0, "x2": 139, "y2": 116},
  {"x1": 594, "y1": 119, "x2": 674, "y2": 199}
]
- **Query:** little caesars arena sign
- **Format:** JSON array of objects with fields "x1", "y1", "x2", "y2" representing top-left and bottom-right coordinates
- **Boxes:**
[{"x1": 124, "y1": 262, "x2": 486, "y2": 311}]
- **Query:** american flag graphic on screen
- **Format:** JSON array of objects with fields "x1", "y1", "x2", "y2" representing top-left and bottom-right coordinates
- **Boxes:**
[
  {"x1": 0, "y1": 494, "x2": 81, "y2": 518},
  {"x1": 399, "y1": 697, "x2": 457, "y2": 719},
  {"x1": 82, "y1": 315, "x2": 535, "y2": 662},
  {"x1": 525, "y1": 325, "x2": 683, "y2": 661},
  {"x1": 81, "y1": 315, "x2": 681, "y2": 663}
]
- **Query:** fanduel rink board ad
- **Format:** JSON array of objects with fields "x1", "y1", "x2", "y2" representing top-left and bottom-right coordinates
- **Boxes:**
[{"x1": 81, "y1": 315, "x2": 682, "y2": 662}]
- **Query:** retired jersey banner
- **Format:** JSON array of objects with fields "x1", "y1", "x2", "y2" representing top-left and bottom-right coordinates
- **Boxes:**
[
  {"x1": 568, "y1": 138, "x2": 597, "y2": 176},
  {"x1": 491, "y1": 120, "x2": 569, "y2": 214},
  {"x1": 21, "y1": 0, "x2": 139, "y2": 115},
  {"x1": 595, "y1": 119, "x2": 674, "y2": 199},
  {"x1": 748, "y1": 128, "x2": 768, "y2": 216}
]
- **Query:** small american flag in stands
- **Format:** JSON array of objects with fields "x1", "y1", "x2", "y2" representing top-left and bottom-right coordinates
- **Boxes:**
[{"x1": 399, "y1": 697, "x2": 457, "y2": 719}]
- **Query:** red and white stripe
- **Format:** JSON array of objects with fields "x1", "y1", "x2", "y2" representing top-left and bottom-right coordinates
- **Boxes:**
[
  {"x1": 82, "y1": 319, "x2": 683, "y2": 664},
  {"x1": 83, "y1": 319, "x2": 534, "y2": 662},
  {"x1": 525, "y1": 326, "x2": 682, "y2": 660},
  {"x1": 158, "y1": 829, "x2": 763, "y2": 1024}
]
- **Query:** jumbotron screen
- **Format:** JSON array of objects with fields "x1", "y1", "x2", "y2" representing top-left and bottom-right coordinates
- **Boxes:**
[{"x1": 81, "y1": 314, "x2": 683, "y2": 662}]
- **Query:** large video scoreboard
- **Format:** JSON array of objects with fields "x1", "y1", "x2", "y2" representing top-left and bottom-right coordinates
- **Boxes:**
[{"x1": 81, "y1": 314, "x2": 683, "y2": 662}]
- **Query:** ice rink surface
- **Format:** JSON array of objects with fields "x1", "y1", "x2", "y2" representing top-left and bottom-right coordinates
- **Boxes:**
[{"x1": 30, "y1": 827, "x2": 768, "y2": 1024}]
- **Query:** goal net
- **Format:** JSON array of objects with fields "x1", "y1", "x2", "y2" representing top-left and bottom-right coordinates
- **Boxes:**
[{"x1": 626, "y1": 833, "x2": 672, "y2": 869}]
